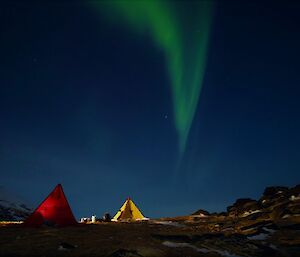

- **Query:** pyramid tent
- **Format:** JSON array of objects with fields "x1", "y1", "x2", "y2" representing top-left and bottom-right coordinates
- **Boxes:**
[
  {"x1": 112, "y1": 197, "x2": 148, "y2": 221},
  {"x1": 24, "y1": 184, "x2": 77, "y2": 227}
]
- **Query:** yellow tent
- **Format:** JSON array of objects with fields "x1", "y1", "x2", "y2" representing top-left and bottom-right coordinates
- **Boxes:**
[{"x1": 112, "y1": 197, "x2": 148, "y2": 221}]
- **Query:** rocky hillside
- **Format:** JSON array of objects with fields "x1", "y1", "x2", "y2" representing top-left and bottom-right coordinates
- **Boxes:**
[
  {"x1": 156, "y1": 184, "x2": 300, "y2": 256},
  {"x1": 0, "y1": 187, "x2": 32, "y2": 221},
  {"x1": 226, "y1": 185, "x2": 300, "y2": 219}
]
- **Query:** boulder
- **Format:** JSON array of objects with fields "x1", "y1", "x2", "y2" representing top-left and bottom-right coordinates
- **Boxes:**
[
  {"x1": 191, "y1": 209, "x2": 210, "y2": 216},
  {"x1": 263, "y1": 186, "x2": 289, "y2": 197},
  {"x1": 227, "y1": 198, "x2": 260, "y2": 216}
]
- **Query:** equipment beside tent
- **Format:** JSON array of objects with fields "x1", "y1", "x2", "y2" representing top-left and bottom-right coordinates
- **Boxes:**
[
  {"x1": 24, "y1": 184, "x2": 77, "y2": 227},
  {"x1": 112, "y1": 197, "x2": 148, "y2": 222}
]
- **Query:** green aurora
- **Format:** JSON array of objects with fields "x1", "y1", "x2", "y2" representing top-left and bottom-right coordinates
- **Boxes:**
[{"x1": 92, "y1": 1, "x2": 213, "y2": 155}]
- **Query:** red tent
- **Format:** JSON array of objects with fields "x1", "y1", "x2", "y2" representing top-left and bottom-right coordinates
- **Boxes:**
[{"x1": 24, "y1": 184, "x2": 77, "y2": 227}]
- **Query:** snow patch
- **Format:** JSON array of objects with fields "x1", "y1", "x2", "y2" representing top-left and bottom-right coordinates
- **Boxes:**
[
  {"x1": 58, "y1": 246, "x2": 69, "y2": 251},
  {"x1": 247, "y1": 233, "x2": 269, "y2": 240},
  {"x1": 191, "y1": 213, "x2": 207, "y2": 218},
  {"x1": 241, "y1": 210, "x2": 261, "y2": 217},
  {"x1": 162, "y1": 241, "x2": 242, "y2": 257},
  {"x1": 263, "y1": 227, "x2": 276, "y2": 234},
  {"x1": 269, "y1": 244, "x2": 278, "y2": 250},
  {"x1": 162, "y1": 241, "x2": 206, "y2": 252},
  {"x1": 290, "y1": 195, "x2": 300, "y2": 201},
  {"x1": 153, "y1": 221, "x2": 185, "y2": 227}
]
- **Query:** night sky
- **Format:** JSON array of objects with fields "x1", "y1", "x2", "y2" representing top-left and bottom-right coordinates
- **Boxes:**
[{"x1": 1, "y1": 1, "x2": 300, "y2": 219}]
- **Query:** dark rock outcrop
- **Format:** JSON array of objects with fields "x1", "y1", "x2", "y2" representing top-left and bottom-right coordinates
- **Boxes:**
[
  {"x1": 263, "y1": 186, "x2": 289, "y2": 197},
  {"x1": 191, "y1": 209, "x2": 210, "y2": 216},
  {"x1": 227, "y1": 198, "x2": 260, "y2": 217}
]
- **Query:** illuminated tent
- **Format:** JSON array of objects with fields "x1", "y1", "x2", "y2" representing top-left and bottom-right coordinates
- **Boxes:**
[
  {"x1": 112, "y1": 197, "x2": 148, "y2": 221},
  {"x1": 24, "y1": 184, "x2": 77, "y2": 227}
]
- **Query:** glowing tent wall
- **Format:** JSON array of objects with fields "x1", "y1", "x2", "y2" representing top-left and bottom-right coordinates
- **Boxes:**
[{"x1": 24, "y1": 184, "x2": 77, "y2": 227}]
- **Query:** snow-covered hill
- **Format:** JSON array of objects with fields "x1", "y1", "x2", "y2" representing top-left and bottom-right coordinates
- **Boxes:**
[{"x1": 0, "y1": 186, "x2": 32, "y2": 221}]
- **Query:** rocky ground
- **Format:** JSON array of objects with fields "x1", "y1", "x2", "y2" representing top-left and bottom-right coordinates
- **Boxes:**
[{"x1": 0, "y1": 185, "x2": 300, "y2": 257}]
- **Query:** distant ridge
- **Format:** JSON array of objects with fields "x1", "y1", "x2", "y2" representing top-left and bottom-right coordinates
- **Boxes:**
[{"x1": 0, "y1": 186, "x2": 32, "y2": 221}]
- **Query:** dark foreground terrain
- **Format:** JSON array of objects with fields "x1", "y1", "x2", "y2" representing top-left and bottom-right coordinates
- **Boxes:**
[{"x1": 0, "y1": 185, "x2": 300, "y2": 257}]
